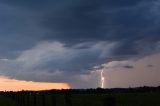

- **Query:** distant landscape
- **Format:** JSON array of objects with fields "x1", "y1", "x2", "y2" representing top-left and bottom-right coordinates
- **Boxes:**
[{"x1": 0, "y1": 86, "x2": 160, "y2": 106}]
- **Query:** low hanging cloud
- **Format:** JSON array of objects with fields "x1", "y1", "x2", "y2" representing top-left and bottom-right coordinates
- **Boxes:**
[
  {"x1": 0, "y1": 41, "x2": 117, "y2": 87},
  {"x1": 102, "y1": 60, "x2": 134, "y2": 69},
  {"x1": 16, "y1": 41, "x2": 117, "y2": 73}
]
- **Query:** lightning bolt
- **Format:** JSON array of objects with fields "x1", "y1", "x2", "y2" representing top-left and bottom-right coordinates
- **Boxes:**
[{"x1": 101, "y1": 69, "x2": 104, "y2": 88}]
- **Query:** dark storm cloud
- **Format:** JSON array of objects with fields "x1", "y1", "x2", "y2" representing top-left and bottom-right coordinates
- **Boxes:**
[
  {"x1": 38, "y1": 0, "x2": 160, "y2": 55},
  {"x1": 1, "y1": 0, "x2": 160, "y2": 46},
  {"x1": 147, "y1": 65, "x2": 153, "y2": 67},
  {"x1": 123, "y1": 65, "x2": 134, "y2": 69},
  {"x1": 41, "y1": 0, "x2": 142, "y2": 42},
  {"x1": 0, "y1": 0, "x2": 160, "y2": 87},
  {"x1": 0, "y1": 0, "x2": 50, "y2": 9}
]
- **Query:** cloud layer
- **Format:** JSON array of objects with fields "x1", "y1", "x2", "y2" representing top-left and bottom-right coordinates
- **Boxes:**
[{"x1": 0, "y1": 0, "x2": 160, "y2": 88}]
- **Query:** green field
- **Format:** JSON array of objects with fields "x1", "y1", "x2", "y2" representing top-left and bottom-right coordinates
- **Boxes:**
[
  {"x1": 0, "y1": 96, "x2": 16, "y2": 106},
  {"x1": 0, "y1": 89, "x2": 160, "y2": 106}
]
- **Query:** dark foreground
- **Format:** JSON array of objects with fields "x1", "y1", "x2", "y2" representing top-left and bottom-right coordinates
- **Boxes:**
[{"x1": 0, "y1": 86, "x2": 160, "y2": 106}]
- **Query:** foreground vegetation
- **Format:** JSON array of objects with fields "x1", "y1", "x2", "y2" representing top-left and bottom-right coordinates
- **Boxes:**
[
  {"x1": 0, "y1": 86, "x2": 160, "y2": 106},
  {"x1": 0, "y1": 96, "x2": 16, "y2": 106}
]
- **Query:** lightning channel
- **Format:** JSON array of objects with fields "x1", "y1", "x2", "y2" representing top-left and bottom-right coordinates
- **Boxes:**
[{"x1": 101, "y1": 69, "x2": 104, "y2": 88}]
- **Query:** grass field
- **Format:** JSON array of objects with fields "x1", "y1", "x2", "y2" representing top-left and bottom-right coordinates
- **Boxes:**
[
  {"x1": 0, "y1": 87, "x2": 160, "y2": 106},
  {"x1": 0, "y1": 96, "x2": 16, "y2": 106}
]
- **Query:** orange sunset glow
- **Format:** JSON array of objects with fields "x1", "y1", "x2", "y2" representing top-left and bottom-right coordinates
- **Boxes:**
[{"x1": 0, "y1": 76, "x2": 70, "y2": 91}]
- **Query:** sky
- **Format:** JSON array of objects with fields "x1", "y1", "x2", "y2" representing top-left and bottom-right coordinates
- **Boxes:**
[
  {"x1": 0, "y1": 0, "x2": 160, "y2": 90},
  {"x1": 0, "y1": 76, "x2": 69, "y2": 91}
]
